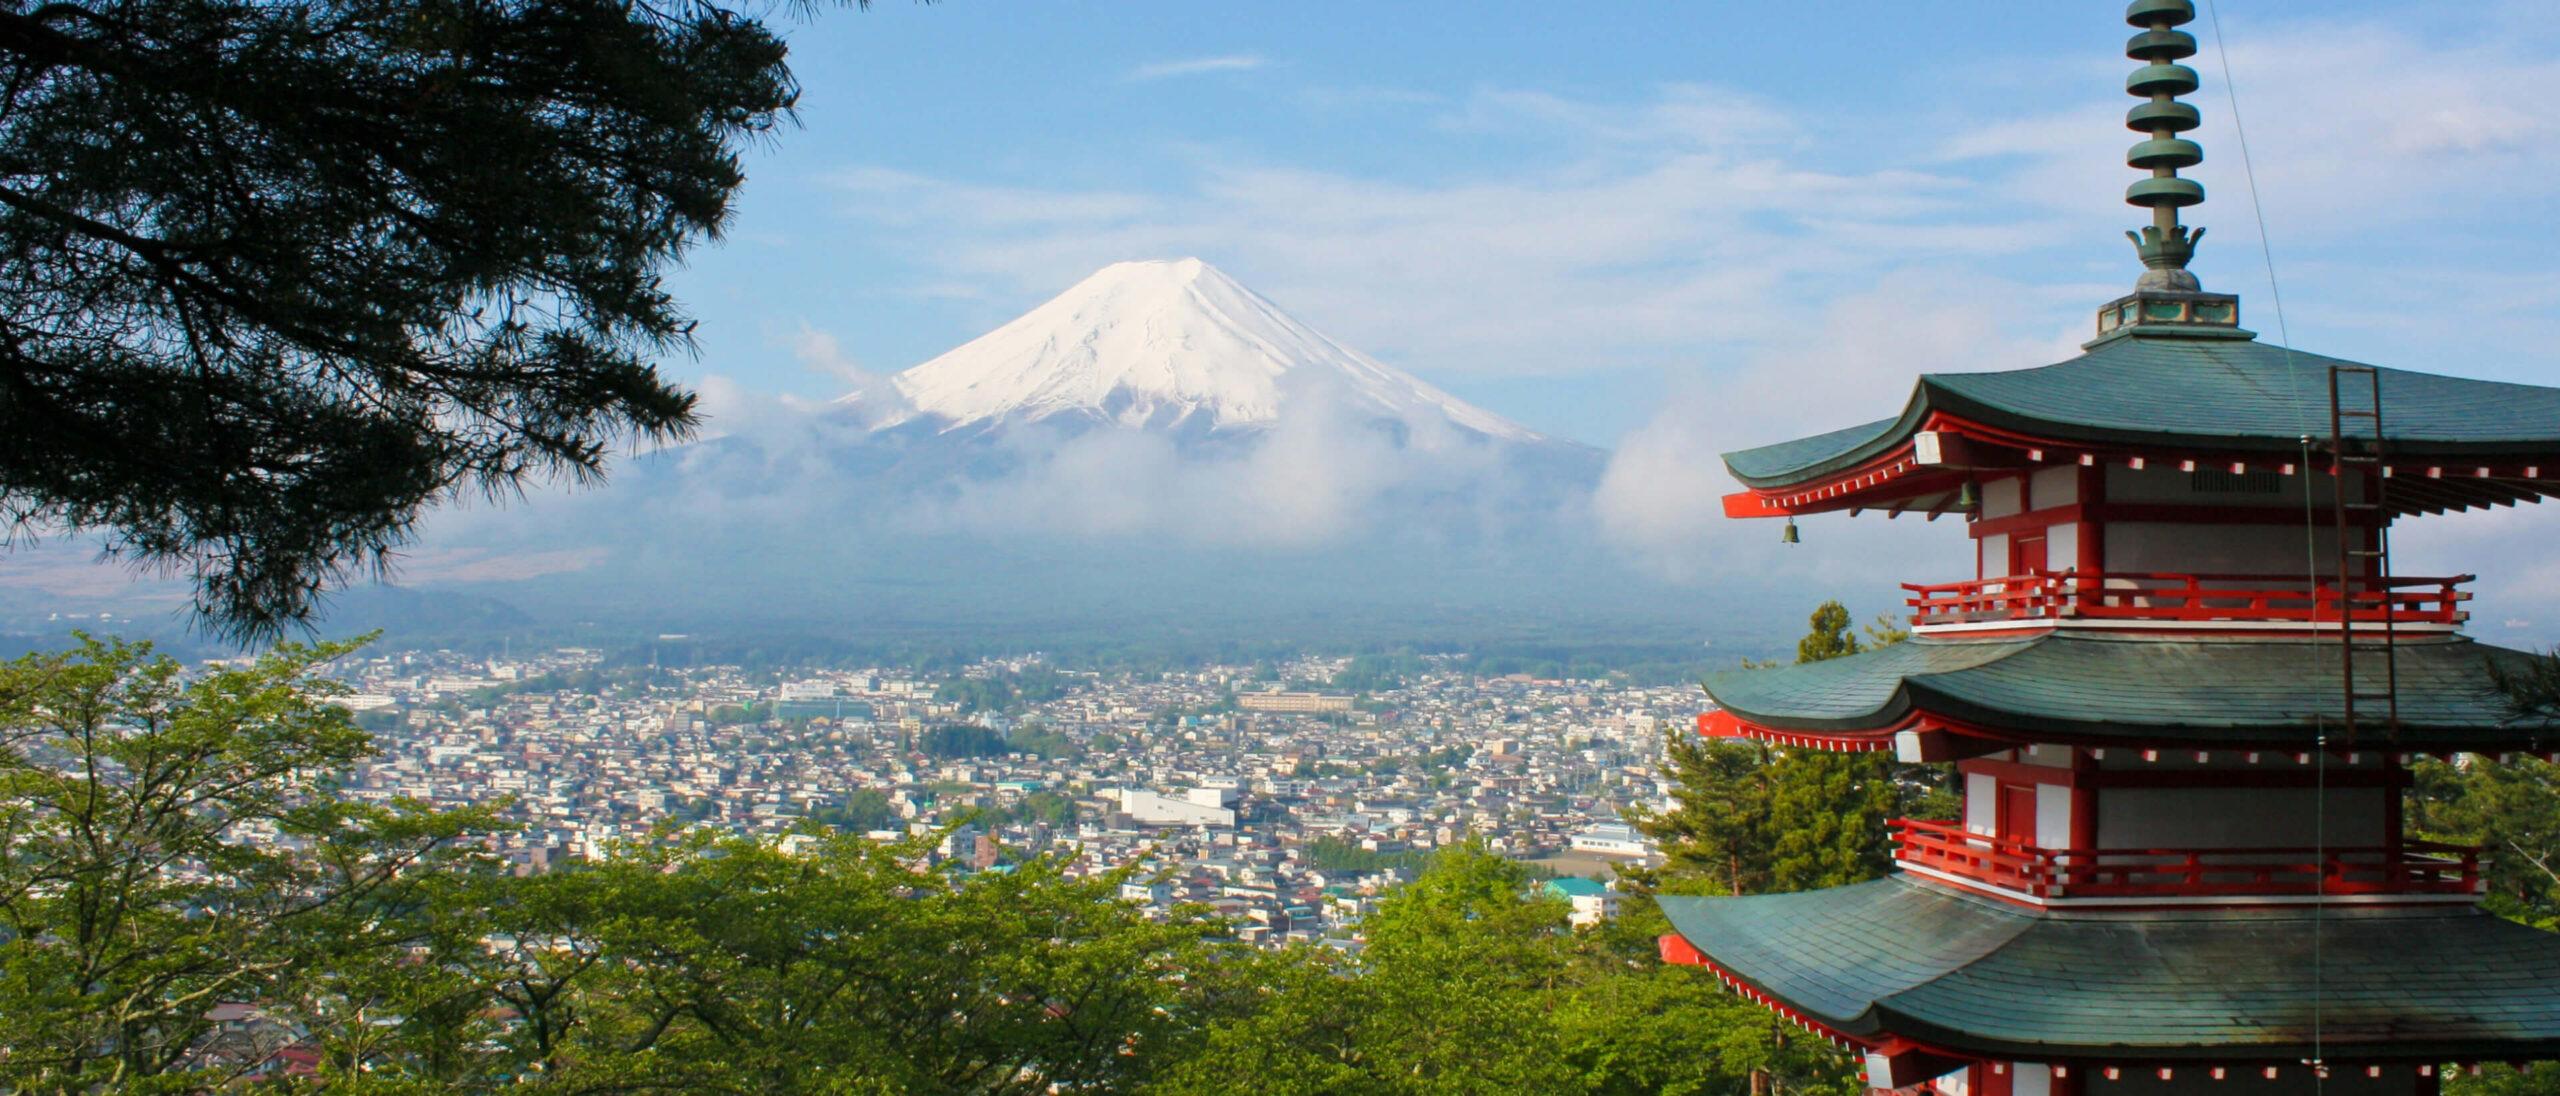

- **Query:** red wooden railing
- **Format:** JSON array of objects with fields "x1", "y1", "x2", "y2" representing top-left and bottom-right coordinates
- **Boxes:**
[
  {"x1": 1891, "y1": 818, "x2": 2483, "y2": 899},
  {"x1": 1902, "y1": 570, "x2": 2471, "y2": 628}
]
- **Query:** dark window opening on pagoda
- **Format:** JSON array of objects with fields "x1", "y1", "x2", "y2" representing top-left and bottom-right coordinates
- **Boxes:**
[{"x1": 2189, "y1": 469, "x2": 2282, "y2": 494}]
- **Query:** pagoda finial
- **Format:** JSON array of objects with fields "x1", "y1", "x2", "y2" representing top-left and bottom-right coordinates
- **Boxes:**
[
  {"x1": 2087, "y1": 0, "x2": 2247, "y2": 343},
  {"x1": 2122, "y1": 0, "x2": 2206, "y2": 292}
]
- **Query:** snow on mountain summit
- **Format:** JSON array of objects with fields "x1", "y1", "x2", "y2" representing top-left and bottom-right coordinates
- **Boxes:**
[{"x1": 855, "y1": 259, "x2": 1542, "y2": 442}]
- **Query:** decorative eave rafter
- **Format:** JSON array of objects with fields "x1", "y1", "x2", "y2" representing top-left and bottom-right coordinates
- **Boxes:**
[
  {"x1": 1698, "y1": 706, "x2": 2560, "y2": 763},
  {"x1": 1721, "y1": 411, "x2": 2560, "y2": 520}
]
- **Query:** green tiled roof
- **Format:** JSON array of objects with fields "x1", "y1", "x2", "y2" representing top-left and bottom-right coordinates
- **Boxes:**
[
  {"x1": 1661, "y1": 878, "x2": 2560, "y2": 1060},
  {"x1": 1701, "y1": 633, "x2": 2560, "y2": 750},
  {"x1": 1723, "y1": 334, "x2": 2560, "y2": 488}
]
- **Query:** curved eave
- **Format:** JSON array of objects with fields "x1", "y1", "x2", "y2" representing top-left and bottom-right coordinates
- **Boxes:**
[
  {"x1": 1724, "y1": 401, "x2": 1928, "y2": 492},
  {"x1": 1698, "y1": 635, "x2": 2560, "y2": 752},
  {"x1": 1660, "y1": 879, "x2": 2560, "y2": 1064},
  {"x1": 1719, "y1": 335, "x2": 2560, "y2": 516},
  {"x1": 1722, "y1": 404, "x2": 2560, "y2": 520}
]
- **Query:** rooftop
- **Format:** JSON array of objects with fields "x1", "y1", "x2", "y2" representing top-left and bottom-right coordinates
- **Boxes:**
[
  {"x1": 1659, "y1": 876, "x2": 2560, "y2": 1062},
  {"x1": 1699, "y1": 632, "x2": 2559, "y2": 751},
  {"x1": 1724, "y1": 336, "x2": 2560, "y2": 513}
]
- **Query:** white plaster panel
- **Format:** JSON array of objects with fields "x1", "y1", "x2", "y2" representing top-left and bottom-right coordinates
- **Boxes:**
[
  {"x1": 2036, "y1": 784, "x2": 2073, "y2": 849},
  {"x1": 1980, "y1": 533, "x2": 2010, "y2": 577},
  {"x1": 1983, "y1": 477, "x2": 2024, "y2": 518},
  {"x1": 2046, "y1": 522, "x2": 2079, "y2": 572},
  {"x1": 1965, "y1": 773, "x2": 1997, "y2": 836},
  {"x1": 2030, "y1": 465, "x2": 2079, "y2": 507},
  {"x1": 2012, "y1": 1064, "x2": 2052, "y2": 1096}
]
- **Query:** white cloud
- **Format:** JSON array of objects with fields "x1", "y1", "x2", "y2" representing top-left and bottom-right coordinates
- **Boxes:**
[
  {"x1": 1593, "y1": 270, "x2": 2070, "y2": 584},
  {"x1": 1126, "y1": 55, "x2": 1266, "y2": 82},
  {"x1": 824, "y1": 121, "x2": 2004, "y2": 384},
  {"x1": 1938, "y1": 16, "x2": 2560, "y2": 246},
  {"x1": 902, "y1": 367, "x2": 1519, "y2": 547}
]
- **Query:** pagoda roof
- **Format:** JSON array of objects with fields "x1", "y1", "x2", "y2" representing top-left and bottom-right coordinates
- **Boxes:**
[
  {"x1": 1724, "y1": 333, "x2": 2560, "y2": 490},
  {"x1": 1701, "y1": 633, "x2": 2559, "y2": 751},
  {"x1": 1659, "y1": 877, "x2": 2560, "y2": 1061}
]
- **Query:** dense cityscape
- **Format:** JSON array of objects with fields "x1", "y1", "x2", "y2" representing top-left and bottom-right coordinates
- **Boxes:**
[{"x1": 323, "y1": 645, "x2": 1692, "y2": 942}]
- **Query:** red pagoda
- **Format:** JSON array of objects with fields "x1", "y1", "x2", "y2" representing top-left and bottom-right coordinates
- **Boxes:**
[{"x1": 1654, "y1": 2, "x2": 2560, "y2": 1093}]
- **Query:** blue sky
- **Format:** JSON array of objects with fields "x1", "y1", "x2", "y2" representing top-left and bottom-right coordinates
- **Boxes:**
[
  {"x1": 625, "y1": 0, "x2": 2560, "y2": 635},
  {"x1": 673, "y1": 0, "x2": 2558, "y2": 450}
]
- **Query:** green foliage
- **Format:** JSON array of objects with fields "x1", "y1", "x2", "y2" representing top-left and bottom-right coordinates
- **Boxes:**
[
  {"x1": 0, "y1": 634, "x2": 1905, "y2": 1093},
  {"x1": 1332, "y1": 651, "x2": 1432, "y2": 692},
  {"x1": 918, "y1": 722, "x2": 1074, "y2": 761},
  {"x1": 1152, "y1": 845, "x2": 1857, "y2": 1096},
  {"x1": 1636, "y1": 599, "x2": 1925, "y2": 900},
  {"x1": 1796, "y1": 601, "x2": 1864, "y2": 664},
  {"x1": 0, "y1": 635, "x2": 496, "y2": 1092},
  {"x1": 1302, "y1": 835, "x2": 1435, "y2": 878},
  {"x1": 0, "y1": 0, "x2": 881, "y2": 639},
  {"x1": 708, "y1": 700, "x2": 771, "y2": 726},
  {"x1": 934, "y1": 667, "x2": 1071, "y2": 714},
  {"x1": 409, "y1": 830, "x2": 1230, "y2": 1093},
  {"x1": 1864, "y1": 612, "x2": 1912, "y2": 649},
  {"x1": 809, "y1": 788, "x2": 899, "y2": 833},
  {"x1": 2447, "y1": 1061, "x2": 2560, "y2": 1096},
  {"x1": 1630, "y1": 735, "x2": 1775, "y2": 897},
  {"x1": 984, "y1": 790, "x2": 1078, "y2": 829},
  {"x1": 2413, "y1": 654, "x2": 2560, "y2": 928},
  {"x1": 920, "y1": 723, "x2": 1008, "y2": 758},
  {"x1": 1765, "y1": 752, "x2": 1902, "y2": 892},
  {"x1": 1005, "y1": 727, "x2": 1079, "y2": 759},
  {"x1": 2409, "y1": 755, "x2": 2560, "y2": 927}
]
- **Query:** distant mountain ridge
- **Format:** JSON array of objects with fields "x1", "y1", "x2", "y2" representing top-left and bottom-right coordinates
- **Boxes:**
[{"x1": 843, "y1": 258, "x2": 1553, "y2": 446}]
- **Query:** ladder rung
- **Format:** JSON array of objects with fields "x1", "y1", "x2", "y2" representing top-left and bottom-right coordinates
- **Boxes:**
[
  {"x1": 2343, "y1": 502, "x2": 2383, "y2": 510},
  {"x1": 2347, "y1": 550, "x2": 2386, "y2": 558},
  {"x1": 2336, "y1": 409, "x2": 2380, "y2": 418}
]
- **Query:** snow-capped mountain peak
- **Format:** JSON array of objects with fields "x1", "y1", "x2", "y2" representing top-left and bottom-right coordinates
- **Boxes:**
[{"x1": 852, "y1": 258, "x2": 1543, "y2": 442}]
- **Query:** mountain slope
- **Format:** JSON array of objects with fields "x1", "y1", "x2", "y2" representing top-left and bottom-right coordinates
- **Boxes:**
[{"x1": 851, "y1": 258, "x2": 1545, "y2": 443}]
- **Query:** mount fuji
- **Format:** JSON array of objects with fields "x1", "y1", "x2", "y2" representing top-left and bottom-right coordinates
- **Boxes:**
[
  {"x1": 329, "y1": 258, "x2": 1714, "y2": 649},
  {"x1": 849, "y1": 258, "x2": 1552, "y2": 447}
]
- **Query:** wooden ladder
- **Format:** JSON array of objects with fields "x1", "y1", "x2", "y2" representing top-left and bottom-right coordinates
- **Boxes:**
[{"x1": 2328, "y1": 365, "x2": 2399, "y2": 741}]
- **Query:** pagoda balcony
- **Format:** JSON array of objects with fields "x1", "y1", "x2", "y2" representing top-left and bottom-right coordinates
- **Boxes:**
[
  {"x1": 1892, "y1": 818, "x2": 2483, "y2": 902},
  {"x1": 1902, "y1": 570, "x2": 2471, "y2": 632}
]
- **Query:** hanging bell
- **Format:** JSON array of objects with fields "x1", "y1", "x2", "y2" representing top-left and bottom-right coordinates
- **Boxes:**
[
  {"x1": 1956, "y1": 480, "x2": 1979, "y2": 511},
  {"x1": 1780, "y1": 518, "x2": 1800, "y2": 545}
]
